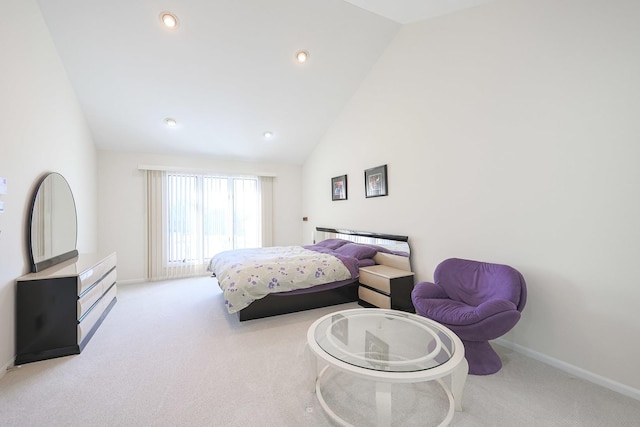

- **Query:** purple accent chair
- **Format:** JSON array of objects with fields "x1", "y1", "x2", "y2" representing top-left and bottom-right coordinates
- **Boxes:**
[{"x1": 411, "y1": 258, "x2": 527, "y2": 375}]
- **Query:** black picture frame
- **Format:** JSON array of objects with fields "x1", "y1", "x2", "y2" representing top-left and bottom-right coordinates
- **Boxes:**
[
  {"x1": 331, "y1": 175, "x2": 347, "y2": 201},
  {"x1": 364, "y1": 165, "x2": 387, "y2": 198}
]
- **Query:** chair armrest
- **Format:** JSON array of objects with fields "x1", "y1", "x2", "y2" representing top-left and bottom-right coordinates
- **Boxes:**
[
  {"x1": 475, "y1": 299, "x2": 518, "y2": 319},
  {"x1": 412, "y1": 281, "x2": 448, "y2": 299}
]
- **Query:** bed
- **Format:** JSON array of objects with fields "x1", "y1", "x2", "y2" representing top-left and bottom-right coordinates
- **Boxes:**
[{"x1": 207, "y1": 227, "x2": 411, "y2": 321}]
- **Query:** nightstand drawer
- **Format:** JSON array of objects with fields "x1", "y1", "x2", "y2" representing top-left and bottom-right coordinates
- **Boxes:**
[
  {"x1": 359, "y1": 286, "x2": 391, "y2": 309},
  {"x1": 358, "y1": 265, "x2": 415, "y2": 312},
  {"x1": 359, "y1": 270, "x2": 391, "y2": 293}
]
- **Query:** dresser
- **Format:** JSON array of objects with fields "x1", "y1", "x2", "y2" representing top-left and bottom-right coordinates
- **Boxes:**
[
  {"x1": 358, "y1": 264, "x2": 415, "y2": 312},
  {"x1": 15, "y1": 252, "x2": 117, "y2": 365}
]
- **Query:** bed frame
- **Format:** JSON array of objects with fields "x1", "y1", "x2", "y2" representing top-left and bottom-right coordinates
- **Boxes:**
[{"x1": 237, "y1": 227, "x2": 411, "y2": 321}]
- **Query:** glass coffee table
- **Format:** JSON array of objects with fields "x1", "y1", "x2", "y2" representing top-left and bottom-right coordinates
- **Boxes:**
[{"x1": 307, "y1": 308, "x2": 468, "y2": 426}]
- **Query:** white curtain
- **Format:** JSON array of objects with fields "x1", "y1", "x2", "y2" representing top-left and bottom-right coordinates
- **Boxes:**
[
  {"x1": 145, "y1": 169, "x2": 274, "y2": 281},
  {"x1": 146, "y1": 170, "x2": 162, "y2": 279},
  {"x1": 146, "y1": 170, "x2": 206, "y2": 280},
  {"x1": 259, "y1": 176, "x2": 273, "y2": 247}
]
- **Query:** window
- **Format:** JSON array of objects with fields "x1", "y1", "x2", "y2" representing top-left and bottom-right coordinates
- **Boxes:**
[
  {"x1": 145, "y1": 168, "x2": 271, "y2": 280},
  {"x1": 166, "y1": 173, "x2": 260, "y2": 265}
]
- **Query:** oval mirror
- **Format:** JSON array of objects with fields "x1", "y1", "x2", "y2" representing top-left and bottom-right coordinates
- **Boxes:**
[{"x1": 28, "y1": 172, "x2": 78, "y2": 272}]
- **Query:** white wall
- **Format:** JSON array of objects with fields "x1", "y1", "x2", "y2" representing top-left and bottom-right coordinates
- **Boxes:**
[
  {"x1": 0, "y1": 0, "x2": 98, "y2": 372},
  {"x1": 302, "y1": 0, "x2": 640, "y2": 392},
  {"x1": 97, "y1": 150, "x2": 303, "y2": 282}
]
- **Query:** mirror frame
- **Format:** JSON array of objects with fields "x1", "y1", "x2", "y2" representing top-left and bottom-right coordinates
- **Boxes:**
[
  {"x1": 27, "y1": 172, "x2": 79, "y2": 272},
  {"x1": 314, "y1": 226, "x2": 410, "y2": 259}
]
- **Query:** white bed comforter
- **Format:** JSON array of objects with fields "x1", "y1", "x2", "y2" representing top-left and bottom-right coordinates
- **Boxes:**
[{"x1": 208, "y1": 246, "x2": 354, "y2": 314}]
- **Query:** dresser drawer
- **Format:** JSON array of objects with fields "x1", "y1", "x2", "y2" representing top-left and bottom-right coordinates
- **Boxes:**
[
  {"x1": 359, "y1": 286, "x2": 391, "y2": 309},
  {"x1": 77, "y1": 268, "x2": 117, "y2": 318},
  {"x1": 78, "y1": 252, "x2": 117, "y2": 295},
  {"x1": 359, "y1": 270, "x2": 390, "y2": 294},
  {"x1": 78, "y1": 283, "x2": 117, "y2": 344}
]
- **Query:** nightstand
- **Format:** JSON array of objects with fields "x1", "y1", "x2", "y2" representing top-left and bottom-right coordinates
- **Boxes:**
[{"x1": 358, "y1": 265, "x2": 415, "y2": 312}]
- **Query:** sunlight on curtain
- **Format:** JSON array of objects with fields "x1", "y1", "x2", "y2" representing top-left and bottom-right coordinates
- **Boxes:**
[
  {"x1": 259, "y1": 176, "x2": 273, "y2": 247},
  {"x1": 202, "y1": 176, "x2": 231, "y2": 259},
  {"x1": 233, "y1": 178, "x2": 259, "y2": 248},
  {"x1": 146, "y1": 170, "x2": 164, "y2": 279},
  {"x1": 166, "y1": 174, "x2": 202, "y2": 266},
  {"x1": 147, "y1": 170, "x2": 206, "y2": 280}
]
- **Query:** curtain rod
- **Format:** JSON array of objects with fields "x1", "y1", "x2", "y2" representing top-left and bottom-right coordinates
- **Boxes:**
[{"x1": 137, "y1": 164, "x2": 276, "y2": 177}]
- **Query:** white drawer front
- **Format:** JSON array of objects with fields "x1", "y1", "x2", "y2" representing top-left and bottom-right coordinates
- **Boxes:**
[
  {"x1": 78, "y1": 282, "x2": 117, "y2": 344},
  {"x1": 77, "y1": 268, "x2": 117, "y2": 318},
  {"x1": 78, "y1": 253, "x2": 117, "y2": 295},
  {"x1": 359, "y1": 270, "x2": 390, "y2": 294},
  {"x1": 78, "y1": 298, "x2": 103, "y2": 344},
  {"x1": 77, "y1": 282, "x2": 103, "y2": 319},
  {"x1": 359, "y1": 286, "x2": 391, "y2": 309}
]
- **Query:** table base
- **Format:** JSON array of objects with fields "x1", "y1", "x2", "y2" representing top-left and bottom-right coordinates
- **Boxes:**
[{"x1": 314, "y1": 362, "x2": 466, "y2": 427}]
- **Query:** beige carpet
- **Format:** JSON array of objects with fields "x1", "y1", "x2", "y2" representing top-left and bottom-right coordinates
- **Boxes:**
[{"x1": 1, "y1": 277, "x2": 639, "y2": 426}]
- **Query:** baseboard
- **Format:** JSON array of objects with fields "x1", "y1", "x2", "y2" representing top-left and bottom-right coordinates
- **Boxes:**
[
  {"x1": 1, "y1": 357, "x2": 13, "y2": 380},
  {"x1": 116, "y1": 278, "x2": 146, "y2": 285},
  {"x1": 495, "y1": 338, "x2": 640, "y2": 401},
  {"x1": 116, "y1": 275, "x2": 209, "y2": 286}
]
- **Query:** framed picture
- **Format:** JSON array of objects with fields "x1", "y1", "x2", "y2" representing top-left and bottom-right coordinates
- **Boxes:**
[
  {"x1": 331, "y1": 175, "x2": 347, "y2": 201},
  {"x1": 364, "y1": 165, "x2": 387, "y2": 198}
]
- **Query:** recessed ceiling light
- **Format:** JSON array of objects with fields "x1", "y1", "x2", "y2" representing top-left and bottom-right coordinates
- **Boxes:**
[
  {"x1": 295, "y1": 50, "x2": 309, "y2": 63},
  {"x1": 165, "y1": 118, "x2": 177, "y2": 127},
  {"x1": 160, "y1": 12, "x2": 179, "y2": 29},
  {"x1": 263, "y1": 131, "x2": 273, "y2": 138}
]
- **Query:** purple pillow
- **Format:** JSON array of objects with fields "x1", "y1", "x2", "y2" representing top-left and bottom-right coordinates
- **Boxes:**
[
  {"x1": 357, "y1": 258, "x2": 376, "y2": 268},
  {"x1": 367, "y1": 244, "x2": 392, "y2": 254},
  {"x1": 315, "y1": 238, "x2": 350, "y2": 250},
  {"x1": 334, "y1": 243, "x2": 378, "y2": 260}
]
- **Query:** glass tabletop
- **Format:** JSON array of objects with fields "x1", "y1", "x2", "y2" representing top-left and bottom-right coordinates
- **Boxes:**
[{"x1": 313, "y1": 309, "x2": 455, "y2": 373}]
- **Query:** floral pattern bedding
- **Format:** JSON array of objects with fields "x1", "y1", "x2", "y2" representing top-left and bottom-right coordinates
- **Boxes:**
[{"x1": 208, "y1": 245, "x2": 360, "y2": 314}]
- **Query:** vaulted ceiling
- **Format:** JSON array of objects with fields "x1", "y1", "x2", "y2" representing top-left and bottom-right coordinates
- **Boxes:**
[{"x1": 37, "y1": 0, "x2": 496, "y2": 164}]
